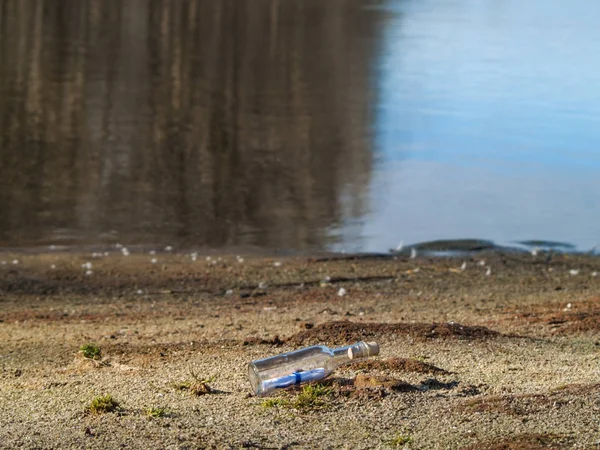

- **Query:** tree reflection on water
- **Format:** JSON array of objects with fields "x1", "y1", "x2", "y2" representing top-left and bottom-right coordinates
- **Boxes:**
[{"x1": 0, "y1": 0, "x2": 385, "y2": 250}]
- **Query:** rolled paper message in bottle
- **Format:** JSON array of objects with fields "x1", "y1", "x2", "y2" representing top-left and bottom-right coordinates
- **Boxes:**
[{"x1": 248, "y1": 341, "x2": 379, "y2": 396}]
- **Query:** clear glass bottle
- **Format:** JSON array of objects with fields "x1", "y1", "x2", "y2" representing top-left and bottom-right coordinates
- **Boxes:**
[{"x1": 248, "y1": 341, "x2": 379, "y2": 396}]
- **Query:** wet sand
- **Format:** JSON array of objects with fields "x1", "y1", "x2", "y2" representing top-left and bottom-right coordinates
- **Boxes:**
[{"x1": 1, "y1": 249, "x2": 599, "y2": 449}]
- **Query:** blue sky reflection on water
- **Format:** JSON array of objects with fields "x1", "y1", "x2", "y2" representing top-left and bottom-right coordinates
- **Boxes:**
[{"x1": 339, "y1": 0, "x2": 600, "y2": 252}]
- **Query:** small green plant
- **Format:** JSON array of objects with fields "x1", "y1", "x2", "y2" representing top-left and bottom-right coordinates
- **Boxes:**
[
  {"x1": 88, "y1": 394, "x2": 119, "y2": 415},
  {"x1": 290, "y1": 383, "x2": 332, "y2": 410},
  {"x1": 172, "y1": 368, "x2": 215, "y2": 396},
  {"x1": 256, "y1": 383, "x2": 335, "y2": 411},
  {"x1": 145, "y1": 407, "x2": 168, "y2": 418},
  {"x1": 260, "y1": 398, "x2": 288, "y2": 409},
  {"x1": 80, "y1": 343, "x2": 101, "y2": 360},
  {"x1": 384, "y1": 432, "x2": 413, "y2": 448}
]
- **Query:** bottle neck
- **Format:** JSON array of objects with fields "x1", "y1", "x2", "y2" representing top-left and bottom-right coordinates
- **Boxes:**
[
  {"x1": 330, "y1": 345, "x2": 354, "y2": 368},
  {"x1": 330, "y1": 342, "x2": 376, "y2": 369}
]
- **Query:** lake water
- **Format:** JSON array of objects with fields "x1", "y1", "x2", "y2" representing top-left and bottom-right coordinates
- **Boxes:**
[{"x1": 1, "y1": 0, "x2": 599, "y2": 253}]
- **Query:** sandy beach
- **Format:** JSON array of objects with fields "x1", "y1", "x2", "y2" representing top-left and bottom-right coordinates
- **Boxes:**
[{"x1": 1, "y1": 249, "x2": 599, "y2": 449}]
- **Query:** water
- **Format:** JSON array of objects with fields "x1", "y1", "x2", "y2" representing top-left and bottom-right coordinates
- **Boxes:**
[{"x1": 1, "y1": 0, "x2": 599, "y2": 253}]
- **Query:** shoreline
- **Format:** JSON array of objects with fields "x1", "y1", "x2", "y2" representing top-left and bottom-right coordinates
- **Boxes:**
[{"x1": 1, "y1": 250, "x2": 599, "y2": 449}]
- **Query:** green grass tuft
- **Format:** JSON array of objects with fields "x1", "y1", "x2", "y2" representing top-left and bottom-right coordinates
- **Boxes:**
[
  {"x1": 260, "y1": 398, "x2": 288, "y2": 408},
  {"x1": 145, "y1": 407, "x2": 168, "y2": 418},
  {"x1": 88, "y1": 394, "x2": 119, "y2": 414},
  {"x1": 80, "y1": 343, "x2": 101, "y2": 360},
  {"x1": 172, "y1": 369, "x2": 215, "y2": 396},
  {"x1": 257, "y1": 383, "x2": 334, "y2": 411},
  {"x1": 290, "y1": 383, "x2": 332, "y2": 410},
  {"x1": 384, "y1": 432, "x2": 413, "y2": 448}
]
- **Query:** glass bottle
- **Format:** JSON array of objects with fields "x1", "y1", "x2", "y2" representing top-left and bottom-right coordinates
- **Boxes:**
[{"x1": 248, "y1": 341, "x2": 379, "y2": 396}]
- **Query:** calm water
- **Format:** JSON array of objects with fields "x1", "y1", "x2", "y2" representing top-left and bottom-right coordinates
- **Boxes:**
[{"x1": 1, "y1": 0, "x2": 599, "y2": 252}]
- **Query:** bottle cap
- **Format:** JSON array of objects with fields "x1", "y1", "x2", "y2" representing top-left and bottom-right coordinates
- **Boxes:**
[
  {"x1": 348, "y1": 341, "x2": 380, "y2": 359},
  {"x1": 364, "y1": 341, "x2": 380, "y2": 356}
]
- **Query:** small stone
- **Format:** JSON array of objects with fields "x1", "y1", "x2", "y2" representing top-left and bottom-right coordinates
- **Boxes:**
[{"x1": 338, "y1": 287, "x2": 347, "y2": 297}]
